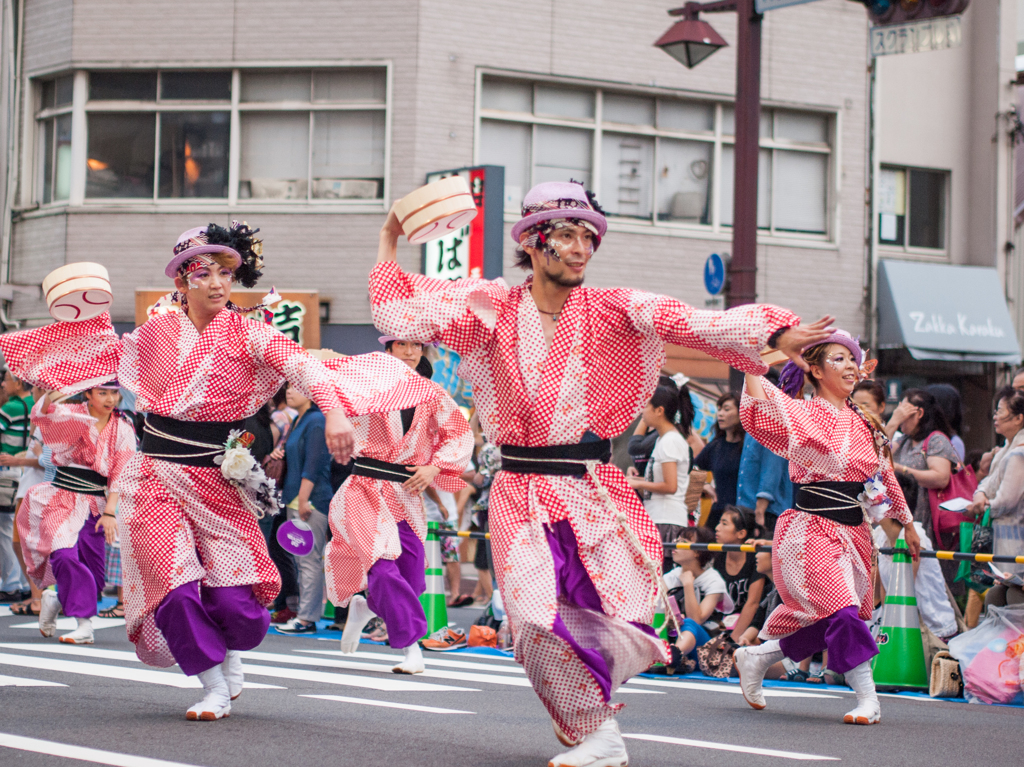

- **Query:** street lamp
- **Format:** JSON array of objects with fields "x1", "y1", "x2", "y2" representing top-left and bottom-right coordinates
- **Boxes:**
[
  {"x1": 656, "y1": 0, "x2": 762, "y2": 393},
  {"x1": 653, "y1": 4, "x2": 729, "y2": 68}
]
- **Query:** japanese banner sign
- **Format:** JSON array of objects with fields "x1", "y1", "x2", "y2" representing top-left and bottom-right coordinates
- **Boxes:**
[
  {"x1": 135, "y1": 289, "x2": 320, "y2": 348},
  {"x1": 422, "y1": 165, "x2": 504, "y2": 282}
]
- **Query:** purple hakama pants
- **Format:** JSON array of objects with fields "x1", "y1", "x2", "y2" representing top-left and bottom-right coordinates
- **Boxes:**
[
  {"x1": 365, "y1": 520, "x2": 427, "y2": 649},
  {"x1": 50, "y1": 514, "x2": 106, "y2": 619},
  {"x1": 778, "y1": 605, "x2": 878, "y2": 674},
  {"x1": 546, "y1": 519, "x2": 657, "y2": 702},
  {"x1": 154, "y1": 581, "x2": 270, "y2": 676}
]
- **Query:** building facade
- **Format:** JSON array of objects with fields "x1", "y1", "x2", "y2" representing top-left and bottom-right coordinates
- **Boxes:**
[{"x1": 0, "y1": 0, "x2": 1018, "y2": 447}]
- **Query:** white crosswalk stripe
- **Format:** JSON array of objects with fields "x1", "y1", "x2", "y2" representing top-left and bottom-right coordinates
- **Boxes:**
[
  {"x1": 300, "y1": 694, "x2": 475, "y2": 714},
  {"x1": 0, "y1": 673, "x2": 66, "y2": 687},
  {"x1": 0, "y1": 732, "x2": 209, "y2": 767}
]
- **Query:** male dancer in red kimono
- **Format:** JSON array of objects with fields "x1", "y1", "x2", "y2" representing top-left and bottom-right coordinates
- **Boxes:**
[
  {"x1": 324, "y1": 337, "x2": 472, "y2": 674},
  {"x1": 369, "y1": 181, "x2": 833, "y2": 767},
  {"x1": 0, "y1": 222, "x2": 435, "y2": 721},
  {"x1": 21, "y1": 383, "x2": 137, "y2": 644}
]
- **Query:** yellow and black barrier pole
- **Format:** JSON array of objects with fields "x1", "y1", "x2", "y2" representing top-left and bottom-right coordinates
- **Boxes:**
[{"x1": 431, "y1": 529, "x2": 1024, "y2": 564}]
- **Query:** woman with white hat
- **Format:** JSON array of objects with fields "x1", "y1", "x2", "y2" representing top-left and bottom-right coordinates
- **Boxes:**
[
  {"x1": 19, "y1": 382, "x2": 136, "y2": 645},
  {"x1": 0, "y1": 222, "x2": 434, "y2": 721},
  {"x1": 325, "y1": 335, "x2": 472, "y2": 673}
]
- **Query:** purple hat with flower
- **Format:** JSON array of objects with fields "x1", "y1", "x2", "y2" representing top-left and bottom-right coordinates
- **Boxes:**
[
  {"x1": 510, "y1": 181, "x2": 608, "y2": 245},
  {"x1": 165, "y1": 226, "x2": 242, "y2": 278},
  {"x1": 778, "y1": 329, "x2": 864, "y2": 398}
]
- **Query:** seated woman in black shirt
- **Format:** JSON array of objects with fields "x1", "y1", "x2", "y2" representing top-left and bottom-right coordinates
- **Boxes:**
[{"x1": 713, "y1": 506, "x2": 765, "y2": 643}]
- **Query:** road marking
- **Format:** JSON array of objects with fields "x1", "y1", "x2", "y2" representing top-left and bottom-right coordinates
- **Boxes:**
[
  {"x1": 0, "y1": 645, "x2": 282, "y2": 690},
  {"x1": 0, "y1": 606, "x2": 12, "y2": 618},
  {"x1": 243, "y1": 649, "x2": 523, "y2": 688},
  {"x1": 616, "y1": 687, "x2": 663, "y2": 694},
  {"x1": 301, "y1": 648, "x2": 527, "y2": 674},
  {"x1": 0, "y1": 652, "x2": 282, "y2": 690},
  {"x1": 300, "y1": 694, "x2": 475, "y2": 714},
  {"x1": 628, "y1": 677, "x2": 840, "y2": 698},
  {"x1": 0, "y1": 673, "x2": 66, "y2": 687},
  {"x1": 0, "y1": 732, "x2": 208, "y2": 767},
  {"x1": 11, "y1": 617, "x2": 124, "y2": 631},
  {"x1": 623, "y1": 733, "x2": 840, "y2": 761},
  {"x1": 238, "y1": 658, "x2": 478, "y2": 692}
]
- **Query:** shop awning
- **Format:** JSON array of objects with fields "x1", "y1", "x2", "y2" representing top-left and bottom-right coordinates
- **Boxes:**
[{"x1": 877, "y1": 260, "x2": 1022, "y2": 364}]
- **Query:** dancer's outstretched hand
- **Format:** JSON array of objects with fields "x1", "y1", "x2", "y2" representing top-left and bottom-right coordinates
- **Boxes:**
[
  {"x1": 773, "y1": 316, "x2": 836, "y2": 371},
  {"x1": 324, "y1": 408, "x2": 356, "y2": 464}
]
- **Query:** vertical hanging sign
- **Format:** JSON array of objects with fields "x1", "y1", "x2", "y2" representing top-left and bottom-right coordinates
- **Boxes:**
[{"x1": 422, "y1": 165, "x2": 504, "y2": 281}]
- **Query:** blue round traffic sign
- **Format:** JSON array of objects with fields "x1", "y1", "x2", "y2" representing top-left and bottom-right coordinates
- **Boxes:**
[{"x1": 704, "y1": 253, "x2": 726, "y2": 295}]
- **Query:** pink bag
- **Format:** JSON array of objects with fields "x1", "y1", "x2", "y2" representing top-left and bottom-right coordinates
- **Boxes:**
[
  {"x1": 925, "y1": 431, "x2": 978, "y2": 542},
  {"x1": 962, "y1": 629, "x2": 1024, "y2": 705}
]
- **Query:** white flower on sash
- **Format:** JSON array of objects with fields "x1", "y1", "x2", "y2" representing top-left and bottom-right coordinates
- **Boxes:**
[
  {"x1": 857, "y1": 472, "x2": 892, "y2": 522},
  {"x1": 214, "y1": 429, "x2": 280, "y2": 518}
]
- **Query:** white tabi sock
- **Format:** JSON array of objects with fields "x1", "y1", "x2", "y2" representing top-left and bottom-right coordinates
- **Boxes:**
[
  {"x1": 186, "y1": 665, "x2": 231, "y2": 721},
  {"x1": 548, "y1": 718, "x2": 628, "y2": 767},
  {"x1": 221, "y1": 650, "x2": 244, "y2": 700},
  {"x1": 38, "y1": 590, "x2": 60, "y2": 638},
  {"x1": 733, "y1": 639, "x2": 784, "y2": 710},
  {"x1": 58, "y1": 617, "x2": 94, "y2": 645},
  {"x1": 340, "y1": 595, "x2": 376, "y2": 654},
  {"x1": 843, "y1": 660, "x2": 881, "y2": 725},
  {"x1": 392, "y1": 641, "x2": 425, "y2": 675}
]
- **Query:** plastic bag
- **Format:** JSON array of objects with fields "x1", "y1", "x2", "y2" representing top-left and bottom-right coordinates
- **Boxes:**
[{"x1": 947, "y1": 605, "x2": 1024, "y2": 705}]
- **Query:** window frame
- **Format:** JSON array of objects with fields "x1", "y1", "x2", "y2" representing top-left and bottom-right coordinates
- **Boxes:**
[
  {"x1": 877, "y1": 163, "x2": 949, "y2": 259},
  {"x1": 474, "y1": 70, "x2": 838, "y2": 245},
  {"x1": 31, "y1": 64, "x2": 392, "y2": 211},
  {"x1": 34, "y1": 77, "x2": 74, "y2": 205}
]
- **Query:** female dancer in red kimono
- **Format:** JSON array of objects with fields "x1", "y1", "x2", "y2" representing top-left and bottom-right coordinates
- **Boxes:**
[
  {"x1": 370, "y1": 181, "x2": 831, "y2": 767},
  {"x1": 735, "y1": 330, "x2": 920, "y2": 726},
  {"x1": 21, "y1": 382, "x2": 137, "y2": 644},
  {"x1": 324, "y1": 336, "x2": 472, "y2": 674},
  {"x1": 0, "y1": 222, "x2": 434, "y2": 721}
]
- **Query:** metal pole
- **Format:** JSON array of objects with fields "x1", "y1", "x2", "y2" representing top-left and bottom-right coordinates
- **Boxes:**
[{"x1": 727, "y1": 0, "x2": 761, "y2": 391}]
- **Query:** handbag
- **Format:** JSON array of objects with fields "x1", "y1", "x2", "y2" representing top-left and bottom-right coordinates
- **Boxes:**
[
  {"x1": 929, "y1": 650, "x2": 963, "y2": 698},
  {"x1": 925, "y1": 432, "x2": 978, "y2": 541},
  {"x1": 685, "y1": 469, "x2": 708, "y2": 524},
  {"x1": 696, "y1": 634, "x2": 739, "y2": 678},
  {"x1": 959, "y1": 509, "x2": 996, "y2": 592},
  {"x1": 262, "y1": 454, "x2": 285, "y2": 484}
]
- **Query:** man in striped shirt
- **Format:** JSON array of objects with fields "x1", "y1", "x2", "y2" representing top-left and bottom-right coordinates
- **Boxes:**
[{"x1": 0, "y1": 370, "x2": 33, "y2": 602}]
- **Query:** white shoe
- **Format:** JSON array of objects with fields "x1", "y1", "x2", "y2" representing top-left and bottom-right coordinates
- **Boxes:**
[
  {"x1": 58, "y1": 617, "x2": 94, "y2": 645},
  {"x1": 221, "y1": 650, "x2": 244, "y2": 701},
  {"x1": 548, "y1": 719, "x2": 628, "y2": 767},
  {"x1": 186, "y1": 665, "x2": 231, "y2": 721},
  {"x1": 38, "y1": 590, "x2": 60, "y2": 638},
  {"x1": 340, "y1": 595, "x2": 376, "y2": 654},
  {"x1": 733, "y1": 640, "x2": 784, "y2": 711},
  {"x1": 843, "y1": 660, "x2": 881, "y2": 725},
  {"x1": 392, "y1": 642, "x2": 425, "y2": 674}
]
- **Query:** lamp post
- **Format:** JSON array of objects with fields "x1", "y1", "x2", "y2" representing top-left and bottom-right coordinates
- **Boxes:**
[{"x1": 656, "y1": 0, "x2": 762, "y2": 391}]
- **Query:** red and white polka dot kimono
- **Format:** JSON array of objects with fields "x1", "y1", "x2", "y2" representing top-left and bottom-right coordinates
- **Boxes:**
[
  {"x1": 370, "y1": 261, "x2": 798, "y2": 740},
  {"x1": 18, "y1": 400, "x2": 137, "y2": 587},
  {"x1": 739, "y1": 379, "x2": 912, "y2": 639},
  {"x1": 324, "y1": 373, "x2": 473, "y2": 607},
  {"x1": 0, "y1": 310, "x2": 436, "y2": 667}
]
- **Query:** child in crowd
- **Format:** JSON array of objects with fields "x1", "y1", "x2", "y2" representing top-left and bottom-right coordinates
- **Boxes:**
[
  {"x1": 713, "y1": 506, "x2": 765, "y2": 642},
  {"x1": 663, "y1": 526, "x2": 733, "y2": 666}
]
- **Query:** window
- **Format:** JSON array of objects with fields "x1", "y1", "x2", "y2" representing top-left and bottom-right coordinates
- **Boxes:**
[
  {"x1": 478, "y1": 76, "x2": 832, "y2": 237},
  {"x1": 239, "y1": 69, "x2": 386, "y2": 200},
  {"x1": 36, "y1": 75, "x2": 74, "y2": 203},
  {"x1": 878, "y1": 166, "x2": 947, "y2": 251},
  {"x1": 34, "y1": 67, "x2": 388, "y2": 205}
]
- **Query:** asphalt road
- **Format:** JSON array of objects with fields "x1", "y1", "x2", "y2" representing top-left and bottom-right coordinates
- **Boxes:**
[{"x1": 0, "y1": 601, "x2": 1017, "y2": 767}]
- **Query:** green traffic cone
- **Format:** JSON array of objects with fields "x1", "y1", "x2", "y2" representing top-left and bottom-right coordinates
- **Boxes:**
[
  {"x1": 323, "y1": 600, "x2": 335, "y2": 620},
  {"x1": 420, "y1": 521, "x2": 449, "y2": 638},
  {"x1": 871, "y1": 536, "x2": 929, "y2": 691}
]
